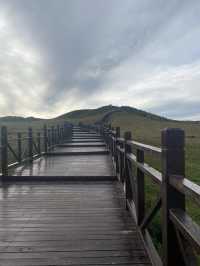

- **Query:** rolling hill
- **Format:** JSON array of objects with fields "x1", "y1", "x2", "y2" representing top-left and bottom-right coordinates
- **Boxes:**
[
  {"x1": 56, "y1": 105, "x2": 170, "y2": 125},
  {"x1": 0, "y1": 116, "x2": 43, "y2": 123},
  {"x1": 1, "y1": 105, "x2": 200, "y2": 146},
  {"x1": 54, "y1": 105, "x2": 200, "y2": 147}
]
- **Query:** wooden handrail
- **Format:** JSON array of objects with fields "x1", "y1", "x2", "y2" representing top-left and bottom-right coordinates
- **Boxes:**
[
  {"x1": 127, "y1": 153, "x2": 162, "y2": 185},
  {"x1": 170, "y1": 175, "x2": 200, "y2": 207},
  {"x1": 128, "y1": 140, "x2": 161, "y2": 155},
  {"x1": 96, "y1": 123, "x2": 200, "y2": 266},
  {"x1": 116, "y1": 138, "x2": 161, "y2": 155},
  {"x1": 0, "y1": 122, "x2": 73, "y2": 176}
]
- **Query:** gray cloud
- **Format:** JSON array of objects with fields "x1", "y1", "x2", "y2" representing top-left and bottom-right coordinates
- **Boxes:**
[{"x1": 0, "y1": 0, "x2": 199, "y2": 119}]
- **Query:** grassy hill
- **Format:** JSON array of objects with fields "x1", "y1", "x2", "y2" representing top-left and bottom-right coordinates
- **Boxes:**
[{"x1": 56, "y1": 105, "x2": 170, "y2": 124}]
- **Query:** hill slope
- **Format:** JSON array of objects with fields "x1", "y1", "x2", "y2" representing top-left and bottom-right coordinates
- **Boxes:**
[
  {"x1": 56, "y1": 105, "x2": 170, "y2": 125},
  {"x1": 1, "y1": 105, "x2": 199, "y2": 147},
  {"x1": 0, "y1": 116, "x2": 43, "y2": 123},
  {"x1": 56, "y1": 105, "x2": 200, "y2": 145}
]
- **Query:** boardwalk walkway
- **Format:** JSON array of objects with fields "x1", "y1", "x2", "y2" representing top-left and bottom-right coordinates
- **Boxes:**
[{"x1": 0, "y1": 126, "x2": 151, "y2": 265}]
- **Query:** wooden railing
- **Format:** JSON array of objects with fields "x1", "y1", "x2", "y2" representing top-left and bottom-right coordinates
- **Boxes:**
[
  {"x1": 0, "y1": 122, "x2": 72, "y2": 176},
  {"x1": 92, "y1": 124, "x2": 200, "y2": 266}
]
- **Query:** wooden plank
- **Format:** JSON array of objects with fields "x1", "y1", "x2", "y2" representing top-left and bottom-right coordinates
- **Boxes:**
[
  {"x1": 2, "y1": 175, "x2": 116, "y2": 182},
  {"x1": 66, "y1": 140, "x2": 103, "y2": 143},
  {"x1": 9, "y1": 155, "x2": 115, "y2": 177},
  {"x1": 57, "y1": 143, "x2": 106, "y2": 148},
  {"x1": 54, "y1": 147, "x2": 107, "y2": 152},
  {"x1": 0, "y1": 181, "x2": 151, "y2": 265},
  {"x1": 46, "y1": 151, "x2": 109, "y2": 156}
]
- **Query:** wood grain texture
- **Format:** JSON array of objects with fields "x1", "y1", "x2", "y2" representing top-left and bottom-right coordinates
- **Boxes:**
[
  {"x1": 0, "y1": 181, "x2": 151, "y2": 265},
  {"x1": 9, "y1": 155, "x2": 114, "y2": 177}
]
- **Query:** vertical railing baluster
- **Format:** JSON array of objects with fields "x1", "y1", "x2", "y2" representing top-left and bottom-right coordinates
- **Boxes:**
[
  {"x1": 57, "y1": 126, "x2": 59, "y2": 144},
  {"x1": 119, "y1": 141, "x2": 124, "y2": 182},
  {"x1": 115, "y1": 127, "x2": 120, "y2": 174},
  {"x1": 111, "y1": 127, "x2": 114, "y2": 157},
  {"x1": 161, "y1": 128, "x2": 185, "y2": 266},
  {"x1": 1, "y1": 126, "x2": 8, "y2": 176},
  {"x1": 54, "y1": 127, "x2": 57, "y2": 146},
  {"x1": 37, "y1": 132, "x2": 41, "y2": 155},
  {"x1": 48, "y1": 128, "x2": 51, "y2": 150},
  {"x1": 51, "y1": 126, "x2": 54, "y2": 150},
  {"x1": 28, "y1": 128, "x2": 33, "y2": 162},
  {"x1": 17, "y1": 132, "x2": 22, "y2": 163},
  {"x1": 60, "y1": 126, "x2": 63, "y2": 143},
  {"x1": 64, "y1": 123, "x2": 66, "y2": 140},
  {"x1": 44, "y1": 125, "x2": 48, "y2": 153},
  {"x1": 124, "y1": 131, "x2": 132, "y2": 209},
  {"x1": 136, "y1": 148, "x2": 145, "y2": 225},
  {"x1": 69, "y1": 124, "x2": 73, "y2": 140}
]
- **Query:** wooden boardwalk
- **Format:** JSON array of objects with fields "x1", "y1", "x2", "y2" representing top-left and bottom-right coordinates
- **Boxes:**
[{"x1": 0, "y1": 126, "x2": 152, "y2": 265}]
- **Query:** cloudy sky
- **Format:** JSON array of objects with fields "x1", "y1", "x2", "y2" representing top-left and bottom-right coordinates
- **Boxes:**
[{"x1": 0, "y1": 0, "x2": 200, "y2": 120}]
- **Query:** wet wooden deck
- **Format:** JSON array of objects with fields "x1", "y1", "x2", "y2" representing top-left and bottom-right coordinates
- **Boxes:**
[{"x1": 0, "y1": 126, "x2": 152, "y2": 265}]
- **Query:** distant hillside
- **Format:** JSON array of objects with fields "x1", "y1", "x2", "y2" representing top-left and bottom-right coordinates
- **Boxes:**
[
  {"x1": 56, "y1": 105, "x2": 170, "y2": 125},
  {"x1": 1, "y1": 105, "x2": 200, "y2": 145},
  {"x1": 57, "y1": 105, "x2": 117, "y2": 120},
  {"x1": 0, "y1": 116, "x2": 42, "y2": 123},
  {"x1": 56, "y1": 105, "x2": 200, "y2": 148}
]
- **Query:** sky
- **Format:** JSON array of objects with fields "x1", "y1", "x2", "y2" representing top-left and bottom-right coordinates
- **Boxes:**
[{"x1": 0, "y1": 0, "x2": 200, "y2": 120}]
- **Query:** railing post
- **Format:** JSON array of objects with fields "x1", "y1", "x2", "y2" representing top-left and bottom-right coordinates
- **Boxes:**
[
  {"x1": 119, "y1": 140, "x2": 124, "y2": 182},
  {"x1": 63, "y1": 124, "x2": 66, "y2": 140},
  {"x1": 54, "y1": 127, "x2": 57, "y2": 145},
  {"x1": 17, "y1": 132, "x2": 22, "y2": 163},
  {"x1": 57, "y1": 126, "x2": 59, "y2": 143},
  {"x1": 136, "y1": 148, "x2": 145, "y2": 226},
  {"x1": 51, "y1": 126, "x2": 54, "y2": 149},
  {"x1": 111, "y1": 127, "x2": 114, "y2": 157},
  {"x1": 37, "y1": 132, "x2": 41, "y2": 155},
  {"x1": 124, "y1": 131, "x2": 132, "y2": 209},
  {"x1": 100, "y1": 125, "x2": 103, "y2": 137},
  {"x1": 1, "y1": 126, "x2": 8, "y2": 176},
  {"x1": 28, "y1": 128, "x2": 33, "y2": 162},
  {"x1": 44, "y1": 125, "x2": 48, "y2": 153},
  {"x1": 69, "y1": 124, "x2": 73, "y2": 140},
  {"x1": 48, "y1": 128, "x2": 51, "y2": 150},
  {"x1": 115, "y1": 127, "x2": 120, "y2": 173},
  {"x1": 108, "y1": 128, "x2": 112, "y2": 153},
  {"x1": 161, "y1": 128, "x2": 185, "y2": 266},
  {"x1": 60, "y1": 126, "x2": 63, "y2": 143},
  {"x1": 62, "y1": 126, "x2": 64, "y2": 142},
  {"x1": 104, "y1": 126, "x2": 108, "y2": 146},
  {"x1": 106, "y1": 126, "x2": 109, "y2": 147}
]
